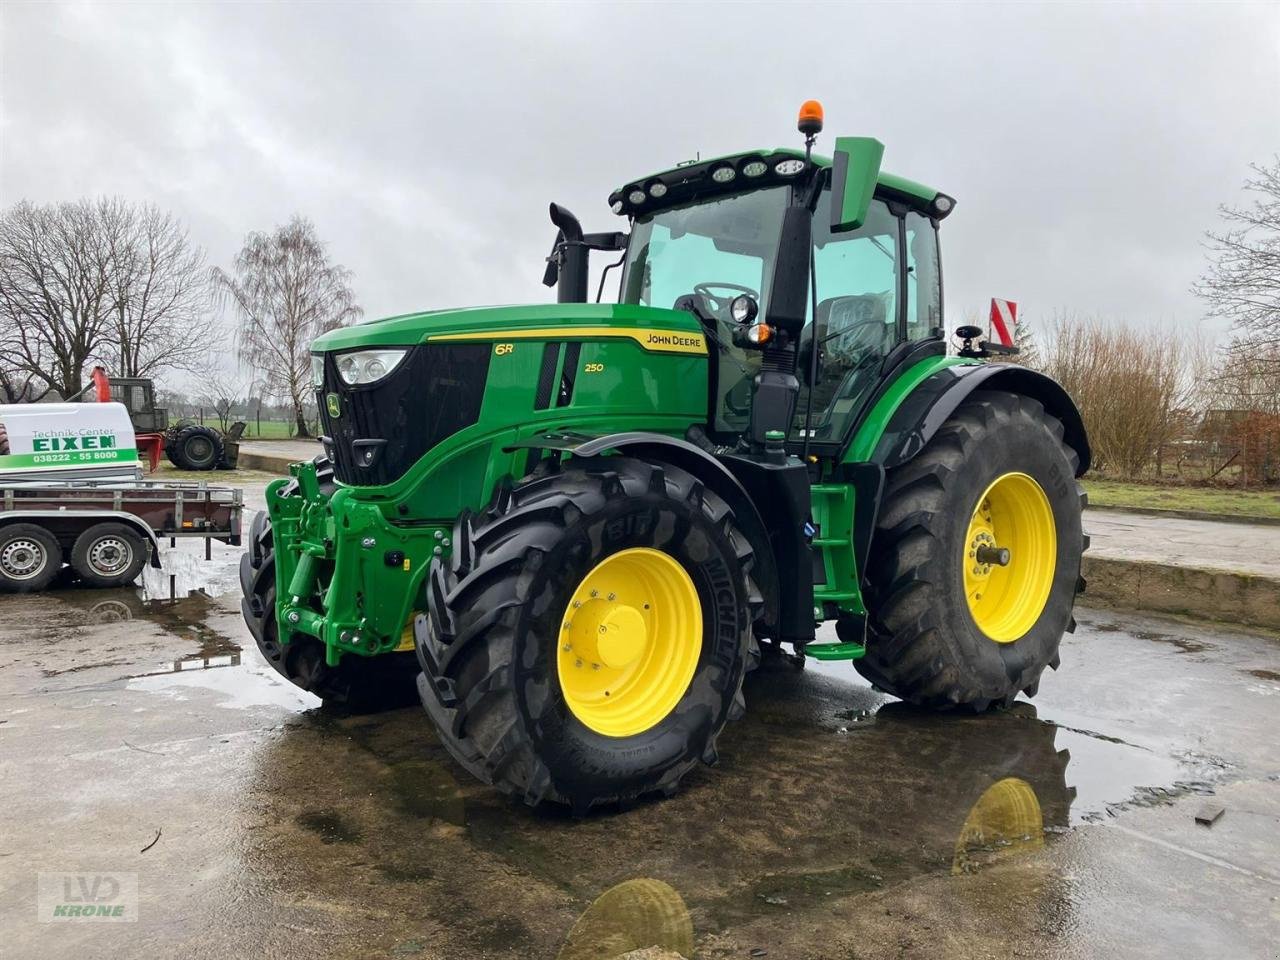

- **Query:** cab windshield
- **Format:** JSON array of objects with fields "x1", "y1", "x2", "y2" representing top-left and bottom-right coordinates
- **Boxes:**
[{"x1": 620, "y1": 187, "x2": 790, "y2": 433}]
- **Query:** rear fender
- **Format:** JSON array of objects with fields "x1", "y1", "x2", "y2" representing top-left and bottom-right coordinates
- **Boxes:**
[{"x1": 871, "y1": 364, "x2": 1091, "y2": 476}]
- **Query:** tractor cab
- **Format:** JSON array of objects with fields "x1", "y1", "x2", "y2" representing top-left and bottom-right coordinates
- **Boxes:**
[
  {"x1": 547, "y1": 102, "x2": 956, "y2": 461},
  {"x1": 614, "y1": 162, "x2": 947, "y2": 451}
]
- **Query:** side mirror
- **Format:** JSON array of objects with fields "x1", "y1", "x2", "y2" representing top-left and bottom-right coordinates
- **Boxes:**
[
  {"x1": 830, "y1": 137, "x2": 884, "y2": 234},
  {"x1": 763, "y1": 205, "x2": 812, "y2": 339}
]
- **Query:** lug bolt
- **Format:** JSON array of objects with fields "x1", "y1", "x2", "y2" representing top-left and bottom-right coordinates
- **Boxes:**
[
  {"x1": 607, "y1": 593, "x2": 616, "y2": 601},
  {"x1": 572, "y1": 600, "x2": 581, "y2": 608},
  {"x1": 575, "y1": 658, "x2": 583, "y2": 668},
  {"x1": 442, "y1": 538, "x2": 451, "y2": 547},
  {"x1": 562, "y1": 621, "x2": 571, "y2": 630},
  {"x1": 433, "y1": 546, "x2": 442, "y2": 556},
  {"x1": 592, "y1": 663, "x2": 600, "y2": 670},
  {"x1": 590, "y1": 590, "x2": 598, "y2": 598},
  {"x1": 599, "y1": 625, "x2": 607, "y2": 634},
  {"x1": 434, "y1": 530, "x2": 443, "y2": 540},
  {"x1": 562, "y1": 643, "x2": 572, "y2": 652}
]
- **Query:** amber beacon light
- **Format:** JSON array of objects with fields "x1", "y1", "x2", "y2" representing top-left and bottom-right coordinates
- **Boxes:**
[{"x1": 797, "y1": 99, "x2": 824, "y2": 136}]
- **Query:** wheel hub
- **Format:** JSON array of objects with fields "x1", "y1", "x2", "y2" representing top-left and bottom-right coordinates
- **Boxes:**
[
  {"x1": 89, "y1": 537, "x2": 130, "y2": 574},
  {"x1": 963, "y1": 472, "x2": 1057, "y2": 643},
  {"x1": 1, "y1": 539, "x2": 44, "y2": 579},
  {"x1": 557, "y1": 547, "x2": 702, "y2": 738}
]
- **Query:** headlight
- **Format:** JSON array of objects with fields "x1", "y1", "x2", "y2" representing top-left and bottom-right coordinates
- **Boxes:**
[
  {"x1": 774, "y1": 159, "x2": 806, "y2": 176},
  {"x1": 729, "y1": 294, "x2": 758, "y2": 324},
  {"x1": 334, "y1": 348, "x2": 409, "y2": 386},
  {"x1": 310, "y1": 354, "x2": 325, "y2": 388}
]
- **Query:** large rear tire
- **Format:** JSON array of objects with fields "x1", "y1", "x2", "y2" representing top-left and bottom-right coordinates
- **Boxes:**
[
  {"x1": 858, "y1": 390, "x2": 1086, "y2": 710},
  {"x1": 238, "y1": 457, "x2": 419, "y2": 711},
  {"x1": 167, "y1": 424, "x2": 223, "y2": 471},
  {"x1": 416, "y1": 457, "x2": 760, "y2": 813}
]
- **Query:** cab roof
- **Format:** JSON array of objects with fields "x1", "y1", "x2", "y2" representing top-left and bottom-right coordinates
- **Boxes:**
[{"x1": 608, "y1": 147, "x2": 944, "y2": 220}]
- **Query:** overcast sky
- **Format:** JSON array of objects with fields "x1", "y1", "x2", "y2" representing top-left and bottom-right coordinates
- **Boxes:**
[{"x1": 3, "y1": 1, "x2": 1278, "y2": 386}]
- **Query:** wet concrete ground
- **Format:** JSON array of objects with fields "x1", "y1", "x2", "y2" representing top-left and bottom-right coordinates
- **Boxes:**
[{"x1": 1, "y1": 516, "x2": 1278, "y2": 959}]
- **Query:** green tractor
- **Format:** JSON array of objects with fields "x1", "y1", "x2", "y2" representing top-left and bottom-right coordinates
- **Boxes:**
[{"x1": 240, "y1": 103, "x2": 1089, "y2": 813}]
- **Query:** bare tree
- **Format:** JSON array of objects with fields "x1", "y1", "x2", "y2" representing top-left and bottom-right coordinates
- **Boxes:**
[
  {"x1": 211, "y1": 217, "x2": 360, "y2": 437},
  {"x1": 195, "y1": 357, "x2": 250, "y2": 432},
  {"x1": 0, "y1": 200, "x2": 115, "y2": 398},
  {"x1": 1194, "y1": 158, "x2": 1280, "y2": 364},
  {"x1": 105, "y1": 204, "x2": 211, "y2": 379},
  {"x1": 0, "y1": 198, "x2": 212, "y2": 398}
]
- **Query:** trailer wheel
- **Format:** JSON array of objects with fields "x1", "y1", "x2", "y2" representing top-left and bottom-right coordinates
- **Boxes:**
[
  {"x1": 0, "y1": 523, "x2": 62, "y2": 593},
  {"x1": 70, "y1": 522, "x2": 148, "y2": 588},
  {"x1": 416, "y1": 456, "x2": 760, "y2": 813},
  {"x1": 859, "y1": 390, "x2": 1086, "y2": 711},
  {"x1": 167, "y1": 425, "x2": 223, "y2": 471}
]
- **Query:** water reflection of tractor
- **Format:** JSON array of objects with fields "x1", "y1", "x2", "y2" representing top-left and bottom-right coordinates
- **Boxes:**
[{"x1": 241, "y1": 102, "x2": 1090, "y2": 812}]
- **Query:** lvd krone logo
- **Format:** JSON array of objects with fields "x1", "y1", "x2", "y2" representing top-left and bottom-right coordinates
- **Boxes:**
[{"x1": 40, "y1": 871, "x2": 137, "y2": 921}]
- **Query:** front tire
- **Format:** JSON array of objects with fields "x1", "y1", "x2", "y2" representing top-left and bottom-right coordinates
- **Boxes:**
[
  {"x1": 859, "y1": 390, "x2": 1086, "y2": 710},
  {"x1": 416, "y1": 457, "x2": 760, "y2": 813}
]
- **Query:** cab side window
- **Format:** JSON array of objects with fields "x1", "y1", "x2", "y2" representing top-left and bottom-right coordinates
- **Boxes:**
[
  {"x1": 794, "y1": 196, "x2": 900, "y2": 444},
  {"x1": 905, "y1": 211, "x2": 941, "y2": 342}
]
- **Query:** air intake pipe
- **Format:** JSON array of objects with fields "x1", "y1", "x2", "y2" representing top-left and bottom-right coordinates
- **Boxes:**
[{"x1": 542, "y1": 203, "x2": 628, "y2": 304}]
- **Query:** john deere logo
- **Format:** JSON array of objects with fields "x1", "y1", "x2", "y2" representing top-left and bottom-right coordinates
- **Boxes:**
[{"x1": 325, "y1": 393, "x2": 341, "y2": 418}]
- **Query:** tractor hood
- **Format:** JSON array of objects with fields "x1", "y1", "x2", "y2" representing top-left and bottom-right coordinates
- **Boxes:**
[{"x1": 311, "y1": 302, "x2": 707, "y2": 354}]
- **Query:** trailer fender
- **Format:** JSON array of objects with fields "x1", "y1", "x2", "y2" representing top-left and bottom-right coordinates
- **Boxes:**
[
  {"x1": 506, "y1": 431, "x2": 781, "y2": 634},
  {"x1": 870, "y1": 364, "x2": 1091, "y2": 476},
  {"x1": 0, "y1": 510, "x2": 164, "y2": 567}
]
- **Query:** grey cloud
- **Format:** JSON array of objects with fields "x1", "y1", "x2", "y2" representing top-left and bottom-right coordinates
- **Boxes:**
[{"x1": 3, "y1": 1, "x2": 1278, "y2": 378}]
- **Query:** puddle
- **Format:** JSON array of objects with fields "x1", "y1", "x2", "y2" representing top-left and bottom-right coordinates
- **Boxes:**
[{"x1": 127, "y1": 647, "x2": 319, "y2": 711}]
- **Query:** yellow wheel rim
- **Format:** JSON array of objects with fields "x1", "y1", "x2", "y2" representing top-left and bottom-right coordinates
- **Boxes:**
[
  {"x1": 964, "y1": 472, "x2": 1057, "y2": 643},
  {"x1": 557, "y1": 547, "x2": 702, "y2": 738}
]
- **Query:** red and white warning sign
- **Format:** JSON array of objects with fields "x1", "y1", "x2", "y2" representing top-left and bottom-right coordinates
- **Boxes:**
[{"x1": 989, "y1": 298, "x2": 1017, "y2": 347}]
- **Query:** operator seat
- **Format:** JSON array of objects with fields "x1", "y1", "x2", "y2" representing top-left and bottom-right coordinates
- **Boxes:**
[{"x1": 802, "y1": 293, "x2": 894, "y2": 439}]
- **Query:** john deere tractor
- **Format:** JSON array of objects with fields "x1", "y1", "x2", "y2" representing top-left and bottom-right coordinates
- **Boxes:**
[{"x1": 240, "y1": 103, "x2": 1089, "y2": 813}]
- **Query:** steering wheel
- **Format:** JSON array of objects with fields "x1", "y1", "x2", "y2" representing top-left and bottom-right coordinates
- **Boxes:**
[{"x1": 693, "y1": 282, "x2": 759, "y2": 322}]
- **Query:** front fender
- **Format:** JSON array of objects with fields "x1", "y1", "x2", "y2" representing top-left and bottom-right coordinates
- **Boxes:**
[{"x1": 506, "y1": 430, "x2": 782, "y2": 634}]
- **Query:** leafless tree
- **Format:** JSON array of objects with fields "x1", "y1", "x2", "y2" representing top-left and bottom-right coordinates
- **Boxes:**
[
  {"x1": 105, "y1": 204, "x2": 211, "y2": 379},
  {"x1": 210, "y1": 217, "x2": 360, "y2": 437},
  {"x1": 195, "y1": 357, "x2": 251, "y2": 432},
  {"x1": 0, "y1": 198, "x2": 211, "y2": 398},
  {"x1": 0, "y1": 200, "x2": 115, "y2": 398},
  {"x1": 1194, "y1": 158, "x2": 1280, "y2": 365},
  {"x1": 1211, "y1": 340, "x2": 1280, "y2": 415}
]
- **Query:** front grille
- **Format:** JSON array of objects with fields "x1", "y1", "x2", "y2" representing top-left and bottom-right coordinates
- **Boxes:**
[{"x1": 319, "y1": 343, "x2": 491, "y2": 486}]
